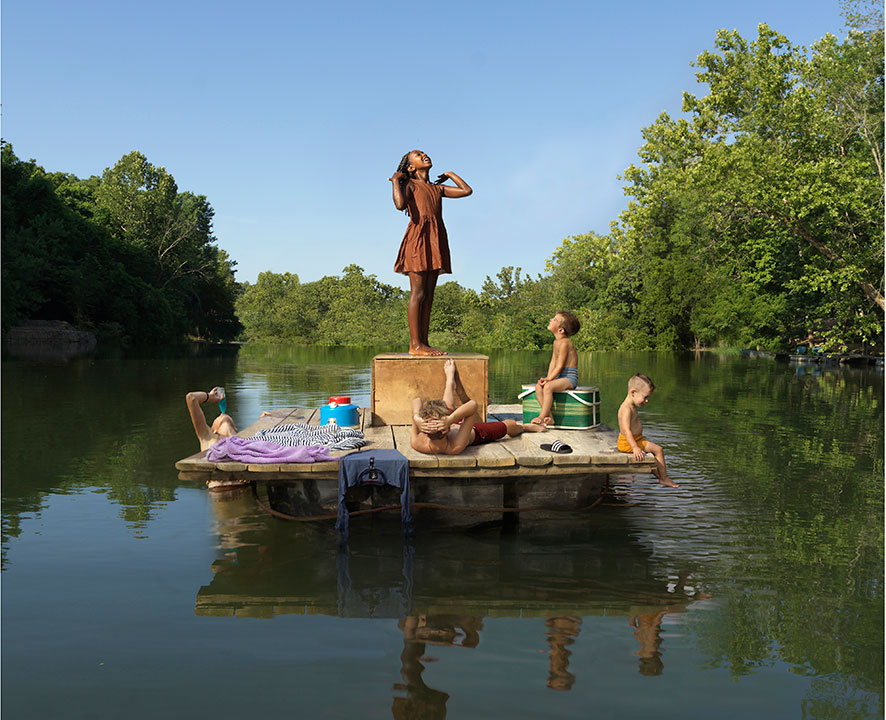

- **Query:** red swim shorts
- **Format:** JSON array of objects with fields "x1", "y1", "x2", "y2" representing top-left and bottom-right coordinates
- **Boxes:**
[{"x1": 471, "y1": 421, "x2": 507, "y2": 445}]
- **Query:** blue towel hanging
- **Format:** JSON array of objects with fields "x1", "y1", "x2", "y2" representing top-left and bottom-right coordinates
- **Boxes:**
[{"x1": 336, "y1": 449, "x2": 413, "y2": 537}]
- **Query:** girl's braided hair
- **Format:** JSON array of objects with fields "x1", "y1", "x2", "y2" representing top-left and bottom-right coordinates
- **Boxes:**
[
  {"x1": 394, "y1": 152, "x2": 414, "y2": 216},
  {"x1": 395, "y1": 152, "x2": 415, "y2": 191}
]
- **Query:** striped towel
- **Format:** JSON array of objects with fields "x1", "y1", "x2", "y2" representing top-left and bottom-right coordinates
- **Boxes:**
[{"x1": 253, "y1": 423, "x2": 366, "y2": 451}]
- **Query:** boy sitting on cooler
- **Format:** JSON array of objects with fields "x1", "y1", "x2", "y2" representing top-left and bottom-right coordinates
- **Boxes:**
[{"x1": 531, "y1": 311, "x2": 581, "y2": 426}]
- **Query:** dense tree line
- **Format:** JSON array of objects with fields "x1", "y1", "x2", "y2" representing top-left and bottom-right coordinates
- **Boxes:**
[
  {"x1": 5, "y1": 8, "x2": 880, "y2": 353},
  {"x1": 239, "y1": 17, "x2": 883, "y2": 353},
  {"x1": 2, "y1": 145, "x2": 240, "y2": 344}
]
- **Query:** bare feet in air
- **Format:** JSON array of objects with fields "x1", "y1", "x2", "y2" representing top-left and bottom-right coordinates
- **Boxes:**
[{"x1": 443, "y1": 358, "x2": 456, "y2": 378}]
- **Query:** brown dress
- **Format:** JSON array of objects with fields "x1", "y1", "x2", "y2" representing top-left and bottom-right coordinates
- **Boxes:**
[{"x1": 393, "y1": 180, "x2": 451, "y2": 275}]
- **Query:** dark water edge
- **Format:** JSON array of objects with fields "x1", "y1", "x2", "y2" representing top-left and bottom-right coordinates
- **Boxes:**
[{"x1": 1, "y1": 345, "x2": 882, "y2": 719}]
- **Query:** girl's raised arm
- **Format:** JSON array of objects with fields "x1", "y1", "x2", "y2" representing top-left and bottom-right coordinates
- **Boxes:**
[
  {"x1": 437, "y1": 171, "x2": 472, "y2": 199},
  {"x1": 390, "y1": 172, "x2": 411, "y2": 210}
]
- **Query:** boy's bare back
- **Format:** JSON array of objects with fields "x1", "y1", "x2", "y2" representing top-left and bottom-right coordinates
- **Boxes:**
[{"x1": 410, "y1": 426, "x2": 463, "y2": 455}]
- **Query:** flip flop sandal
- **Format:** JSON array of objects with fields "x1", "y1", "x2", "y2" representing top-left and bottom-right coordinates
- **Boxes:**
[{"x1": 541, "y1": 440, "x2": 572, "y2": 454}]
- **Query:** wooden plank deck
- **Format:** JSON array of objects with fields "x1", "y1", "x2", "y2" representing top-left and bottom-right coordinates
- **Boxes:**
[{"x1": 175, "y1": 404, "x2": 655, "y2": 481}]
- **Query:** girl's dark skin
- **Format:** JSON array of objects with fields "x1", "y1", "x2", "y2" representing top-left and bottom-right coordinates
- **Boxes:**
[{"x1": 390, "y1": 150, "x2": 472, "y2": 356}]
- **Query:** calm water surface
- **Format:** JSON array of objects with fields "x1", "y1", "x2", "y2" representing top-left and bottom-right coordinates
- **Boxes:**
[{"x1": 2, "y1": 345, "x2": 882, "y2": 719}]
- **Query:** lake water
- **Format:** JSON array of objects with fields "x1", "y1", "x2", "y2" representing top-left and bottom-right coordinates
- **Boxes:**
[{"x1": 2, "y1": 345, "x2": 882, "y2": 719}]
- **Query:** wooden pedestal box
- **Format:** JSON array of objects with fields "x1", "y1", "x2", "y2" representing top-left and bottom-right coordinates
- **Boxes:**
[{"x1": 371, "y1": 353, "x2": 488, "y2": 426}]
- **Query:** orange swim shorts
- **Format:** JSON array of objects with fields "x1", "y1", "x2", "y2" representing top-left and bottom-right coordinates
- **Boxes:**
[{"x1": 617, "y1": 433, "x2": 647, "y2": 453}]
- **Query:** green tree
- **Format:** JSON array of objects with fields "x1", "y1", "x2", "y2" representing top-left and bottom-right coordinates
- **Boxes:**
[
  {"x1": 1, "y1": 144, "x2": 174, "y2": 340},
  {"x1": 617, "y1": 21, "x2": 884, "y2": 351},
  {"x1": 1, "y1": 144, "x2": 239, "y2": 343},
  {"x1": 315, "y1": 265, "x2": 406, "y2": 346},
  {"x1": 93, "y1": 151, "x2": 240, "y2": 340},
  {"x1": 237, "y1": 266, "x2": 407, "y2": 346},
  {"x1": 236, "y1": 272, "x2": 314, "y2": 341}
]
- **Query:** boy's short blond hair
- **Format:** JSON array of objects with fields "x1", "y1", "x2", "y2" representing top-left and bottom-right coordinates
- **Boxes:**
[
  {"x1": 556, "y1": 311, "x2": 581, "y2": 337},
  {"x1": 419, "y1": 399, "x2": 450, "y2": 420},
  {"x1": 628, "y1": 373, "x2": 655, "y2": 392}
]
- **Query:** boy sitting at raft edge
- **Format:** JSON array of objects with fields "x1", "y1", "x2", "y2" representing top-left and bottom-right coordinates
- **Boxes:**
[
  {"x1": 530, "y1": 311, "x2": 581, "y2": 426},
  {"x1": 186, "y1": 387, "x2": 271, "y2": 451},
  {"x1": 411, "y1": 359, "x2": 545, "y2": 455},
  {"x1": 616, "y1": 373, "x2": 678, "y2": 488}
]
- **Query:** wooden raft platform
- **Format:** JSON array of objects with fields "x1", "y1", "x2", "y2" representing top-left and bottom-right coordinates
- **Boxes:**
[{"x1": 175, "y1": 404, "x2": 654, "y2": 484}]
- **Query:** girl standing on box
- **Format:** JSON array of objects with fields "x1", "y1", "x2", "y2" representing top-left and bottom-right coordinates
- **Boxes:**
[{"x1": 390, "y1": 150, "x2": 472, "y2": 356}]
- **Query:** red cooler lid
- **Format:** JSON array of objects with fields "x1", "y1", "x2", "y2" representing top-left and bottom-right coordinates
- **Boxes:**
[{"x1": 329, "y1": 396, "x2": 351, "y2": 405}]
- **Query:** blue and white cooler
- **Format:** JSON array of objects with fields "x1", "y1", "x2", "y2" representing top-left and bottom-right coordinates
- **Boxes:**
[{"x1": 320, "y1": 396, "x2": 360, "y2": 428}]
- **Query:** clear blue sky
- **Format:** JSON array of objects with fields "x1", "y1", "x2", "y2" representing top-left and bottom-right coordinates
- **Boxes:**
[{"x1": 2, "y1": 0, "x2": 845, "y2": 291}]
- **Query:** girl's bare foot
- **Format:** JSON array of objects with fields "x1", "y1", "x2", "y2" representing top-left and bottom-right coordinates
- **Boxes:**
[
  {"x1": 530, "y1": 416, "x2": 545, "y2": 425},
  {"x1": 409, "y1": 344, "x2": 445, "y2": 356},
  {"x1": 541, "y1": 416, "x2": 554, "y2": 426},
  {"x1": 443, "y1": 358, "x2": 456, "y2": 378}
]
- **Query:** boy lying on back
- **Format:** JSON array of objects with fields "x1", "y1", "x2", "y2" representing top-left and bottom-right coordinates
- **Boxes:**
[{"x1": 411, "y1": 359, "x2": 544, "y2": 455}]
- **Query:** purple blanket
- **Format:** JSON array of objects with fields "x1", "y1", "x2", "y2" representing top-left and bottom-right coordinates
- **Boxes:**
[{"x1": 207, "y1": 436, "x2": 335, "y2": 464}]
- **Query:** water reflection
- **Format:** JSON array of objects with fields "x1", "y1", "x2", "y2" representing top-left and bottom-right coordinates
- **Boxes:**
[
  {"x1": 198, "y1": 490, "x2": 707, "y2": 712},
  {"x1": 1, "y1": 347, "x2": 881, "y2": 717},
  {"x1": 394, "y1": 618, "x2": 452, "y2": 719},
  {"x1": 545, "y1": 616, "x2": 581, "y2": 689}
]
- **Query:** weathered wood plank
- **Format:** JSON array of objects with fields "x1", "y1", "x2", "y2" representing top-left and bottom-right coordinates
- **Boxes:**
[
  {"x1": 510, "y1": 437, "x2": 554, "y2": 467},
  {"x1": 362, "y1": 423, "x2": 395, "y2": 450},
  {"x1": 487, "y1": 404, "x2": 523, "y2": 422},
  {"x1": 408, "y1": 464, "x2": 604, "y2": 479},
  {"x1": 238, "y1": 408, "x2": 299, "y2": 438},
  {"x1": 175, "y1": 450, "x2": 215, "y2": 471},
  {"x1": 215, "y1": 461, "x2": 249, "y2": 472},
  {"x1": 245, "y1": 463, "x2": 286, "y2": 473},
  {"x1": 310, "y1": 460, "x2": 341, "y2": 474},
  {"x1": 433, "y1": 451, "x2": 477, "y2": 469},
  {"x1": 178, "y1": 470, "x2": 211, "y2": 482},
  {"x1": 391, "y1": 425, "x2": 439, "y2": 469},
  {"x1": 519, "y1": 428, "x2": 590, "y2": 466},
  {"x1": 291, "y1": 407, "x2": 319, "y2": 425},
  {"x1": 273, "y1": 460, "x2": 319, "y2": 474},
  {"x1": 486, "y1": 405, "x2": 555, "y2": 467},
  {"x1": 464, "y1": 438, "x2": 516, "y2": 468}
]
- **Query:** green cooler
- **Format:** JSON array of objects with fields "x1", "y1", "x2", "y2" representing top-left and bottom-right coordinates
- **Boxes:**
[{"x1": 518, "y1": 385, "x2": 601, "y2": 429}]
